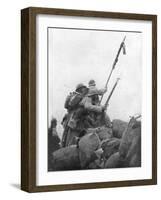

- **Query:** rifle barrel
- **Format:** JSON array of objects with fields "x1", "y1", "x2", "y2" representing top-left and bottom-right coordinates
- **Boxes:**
[{"x1": 104, "y1": 78, "x2": 120, "y2": 110}]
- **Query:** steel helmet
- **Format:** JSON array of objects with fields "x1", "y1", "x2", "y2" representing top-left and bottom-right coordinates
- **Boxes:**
[
  {"x1": 88, "y1": 79, "x2": 96, "y2": 87},
  {"x1": 76, "y1": 83, "x2": 86, "y2": 91}
]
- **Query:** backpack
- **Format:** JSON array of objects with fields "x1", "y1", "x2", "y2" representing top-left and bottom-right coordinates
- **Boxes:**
[
  {"x1": 64, "y1": 93, "x2": 73, "y2": 110},
  {"x1": 69, "y1": 92, "x2": 83, "y2": 109},
  {"x1": 65, "y1": 92, "x2": 83, "y2": 110}
]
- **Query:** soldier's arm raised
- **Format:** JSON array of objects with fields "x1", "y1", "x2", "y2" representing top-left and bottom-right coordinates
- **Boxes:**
[
  {"x1": 83, "y1": 97, "x2": 103, "y2": 113},
  {"x1": 97, "y1": 88, "x2": 107, "y2": 95}
]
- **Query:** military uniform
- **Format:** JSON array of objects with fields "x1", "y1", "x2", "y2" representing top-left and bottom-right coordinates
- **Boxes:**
[
  {"x1": 80, "y1": 84, "x2": 112, "y2": 128},
  {"x1": 62, "y1": 83, "x2": 88, "y2": 147},
  {"x1": 88, "y1": 79, "x2": 107, "y2": 96},
  {"x1": 80, "y1": 96, "x2": 104, "y2": 113}
]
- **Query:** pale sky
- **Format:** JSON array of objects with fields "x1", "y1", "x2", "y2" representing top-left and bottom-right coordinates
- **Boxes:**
[{"x1": 48, "y1": 28, "x2": 142, "y2": 137}]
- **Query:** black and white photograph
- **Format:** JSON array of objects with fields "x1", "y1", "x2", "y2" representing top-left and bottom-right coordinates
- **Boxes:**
[
  {"x1": 21, "y1": 7, "x2": 157, "y2": 192},
  {"x1": 47, "y1": 28, "x2": 142, "y2": 171}
]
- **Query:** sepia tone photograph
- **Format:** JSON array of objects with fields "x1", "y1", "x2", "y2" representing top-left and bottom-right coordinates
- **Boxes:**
[{"x1": 47, "y1": 27, "x2": 142, "y2": 171}]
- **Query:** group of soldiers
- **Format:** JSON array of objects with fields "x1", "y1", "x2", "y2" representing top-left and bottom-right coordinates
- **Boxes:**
[
  {"x1": 61, "y1": 79, "x2": 112, "y2": 147},
  {"x1": 49, "y1": 36, "x2": 127, "y2": 148}
]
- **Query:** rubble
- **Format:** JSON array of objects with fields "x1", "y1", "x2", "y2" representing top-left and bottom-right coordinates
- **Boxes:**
[
  {"x1": 104, "y1": 152, "x2": 122, "y2": 168},
  {"x1": 78, "y1": 132, "x2": 100, "y2": 168},
  {"x1": 101, "y1": 138, "x2": 121, "y2": 159},
  {"x1": 50, "y1": 117, "x2": 141, "y2": 171},
  {"x1": 96, "y1": 127, "x2": 113, "y2": 141},
  {"x1": 51, "y1": 145, "x2": 80, "y2": 171},
  {"x1": 112, "y1": 119, "x2": 128, "y2": 138}
]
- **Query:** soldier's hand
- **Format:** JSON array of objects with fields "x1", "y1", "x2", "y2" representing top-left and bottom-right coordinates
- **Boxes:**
[{"x1": 101, "y1": 105, "x2": 106, "y2": 112}]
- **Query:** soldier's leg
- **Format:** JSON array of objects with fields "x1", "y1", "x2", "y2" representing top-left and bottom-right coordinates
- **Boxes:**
[
  {"x1": 65, "y1": 128, "x2": 74, "y2": 146},
  {"x1": 61, "y1": 113, "x2": 70, "y2": 147},
  {"x1": 61, "y1": 128, "x2": 68, "y2": 147}
]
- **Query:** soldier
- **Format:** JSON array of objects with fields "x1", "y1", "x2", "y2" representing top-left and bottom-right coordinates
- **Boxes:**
[
  {"x1": 88, "y1": 79, "x2": 107, "y2": 98},
  {"x1": 63, "y1": 83, "x2": 87, "y2": 113},
  {"x1": 62, "y1": 83, "x2": 88, "y2": 147},
  {"x1": 88, "y1": 80, "x2": 112, "y2": 127},
  {"x1": 48, "y1": 118, "x2": 60, "y2": 171},
  {"x1": 80, "y1": 87, "x2": 112, "y2": 128},
  {"x1": 80, "y1": 88, "x2": 105, "y2": 114}
]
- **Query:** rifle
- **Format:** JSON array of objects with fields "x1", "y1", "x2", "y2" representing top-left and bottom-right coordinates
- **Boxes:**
[
  {"x1": 103, "y1": 78, "x2": 120, "y2": 111},
  {"x1": 99, "y1": 36, "x2": 126, "y2": 104}
]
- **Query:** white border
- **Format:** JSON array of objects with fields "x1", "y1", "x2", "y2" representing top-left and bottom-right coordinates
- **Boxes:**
[{"x1": 36, "y1": 14, "x2": 152, "y2": 186}]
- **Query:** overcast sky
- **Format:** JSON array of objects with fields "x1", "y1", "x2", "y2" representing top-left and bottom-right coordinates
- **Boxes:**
[{"x1": 48, "y1": 28, "x2": 142, "y2": 137}]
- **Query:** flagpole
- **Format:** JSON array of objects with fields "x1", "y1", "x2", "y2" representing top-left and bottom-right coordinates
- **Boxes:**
[{"x1": 99, "y1": 36, "x2": 126, "y2": 104}]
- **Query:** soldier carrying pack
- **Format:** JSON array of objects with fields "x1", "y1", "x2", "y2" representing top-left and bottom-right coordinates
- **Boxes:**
[{"x1": 62, "y1": 83, "x2": 88, "y2": 147}]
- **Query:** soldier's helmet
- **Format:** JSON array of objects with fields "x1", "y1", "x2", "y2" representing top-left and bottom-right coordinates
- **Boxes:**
[
  {"x1": 76, "y1": 83, "x2": 86, "y2": 91},
  {"x1": 88, "y1": 79, "x2": 96, "y2": 87}
]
